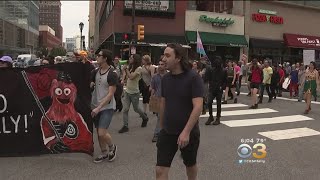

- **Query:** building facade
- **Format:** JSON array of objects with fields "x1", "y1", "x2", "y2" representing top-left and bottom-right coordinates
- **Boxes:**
[
  {"x1": 0, "y1": 1, "x2": 39, "y2": 57},
  {"x1": 185, "y1": 10, "x2": 247, "y2": 61},
  {"x1": 39, "y1": 25, "x2": 61, "y2": 51},
  {"x1": 187, "y1": 0, "x2": 320, "y2": 64},
  {"x1": 39, "y1": 0, "x2": 63, "y2": 43},
  {"x1": 95, "y1": 0, "x2": 188, "y2": 62},
  {"x1": 66, "y1": 37, "x2": 76, "y2": 52},
  {"x1": 88, "y1": 0, "x2": 95, "y2": 53},
  {"x1": 244, "y1": 1, "x2": 320, "y2": 64}
]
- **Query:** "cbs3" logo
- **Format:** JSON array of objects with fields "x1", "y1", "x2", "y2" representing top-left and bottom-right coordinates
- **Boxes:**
[{"x1": 237, "y1": 143, "x2": 267, "y2": 159}]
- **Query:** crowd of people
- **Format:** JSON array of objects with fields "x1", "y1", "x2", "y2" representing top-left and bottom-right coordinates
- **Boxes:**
[
  {"x1": 190, "y1": 55, "x2": 320, "y2": 127},
  {"x1": 2, "y1": 44, "x2": 320, "y2": 180}
]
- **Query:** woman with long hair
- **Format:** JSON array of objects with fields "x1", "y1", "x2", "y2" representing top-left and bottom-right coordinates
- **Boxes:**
[
  {"x1": 223, "y1": 60, "x2": 237, "y2": 104},
  {"x1": 119, "y1": 54, "x2": 149, "y2": 133},
  {"x1": 249, "y1": 59, "x2": 263, "y2": 109},
  {"x1": 302, "y1": 61, "x2": 320, "y2": 114},
  {"x1": 140, "y1": 55, "x2": 156, "y2": 114}
]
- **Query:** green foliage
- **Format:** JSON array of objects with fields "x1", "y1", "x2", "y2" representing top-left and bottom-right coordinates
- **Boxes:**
[{"x1": 50, "y1": 47, "x2": 66, "y2": 57}]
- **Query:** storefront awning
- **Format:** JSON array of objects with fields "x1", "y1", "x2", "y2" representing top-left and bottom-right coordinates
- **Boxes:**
[
  {"x1": 284, "y1": 33, "x2": 320, "y2": 49},
  {"x1": 185, "y1": 31, "x2": 248, "y2": 47},
  {"x1": 249, "y1": 38, "x2": 284, "y2": 49}
]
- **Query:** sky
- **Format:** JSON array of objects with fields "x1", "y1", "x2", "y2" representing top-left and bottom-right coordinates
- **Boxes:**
[{"x1": 61, "y1": 1, "x2": 89, "y2": 44}]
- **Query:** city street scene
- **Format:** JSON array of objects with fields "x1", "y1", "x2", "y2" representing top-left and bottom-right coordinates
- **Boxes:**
[{"x1": 1, "y1": 0, "x2": 320, "y2": 180}]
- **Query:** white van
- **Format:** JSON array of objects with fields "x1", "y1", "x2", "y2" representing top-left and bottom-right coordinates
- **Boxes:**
[{"x1": 16, "y1": 54, "x2": 37, "y2": 68}]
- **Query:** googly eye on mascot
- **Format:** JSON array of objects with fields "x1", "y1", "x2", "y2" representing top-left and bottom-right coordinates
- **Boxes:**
[{"x1": 40, "y1": 72, "x2": 93, "y2": 154}]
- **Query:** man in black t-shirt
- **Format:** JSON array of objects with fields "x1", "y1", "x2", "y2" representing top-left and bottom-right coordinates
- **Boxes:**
[
  {"x1": 156, "y1": 44, "x2": 204, "y2": 180},
  {"x1": 204, "y1": 56, "x2": 227, "y2": 125}
]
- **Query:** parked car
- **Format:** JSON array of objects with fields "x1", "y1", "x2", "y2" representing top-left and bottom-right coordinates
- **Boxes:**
[{"x1": 16, "y1": 54, "x2": 37, "y2": 68}]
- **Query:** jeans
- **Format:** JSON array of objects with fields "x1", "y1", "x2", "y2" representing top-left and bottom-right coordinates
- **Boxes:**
[
  {"x1": 154, "y1": 114, "x2": 160, "y2": 136},
  {"x1": 289, "y1": 82, "x2": 298, "y2": 97},
  {"x1": 236, "y1": 81, "x2": 240, "y2": 94},
  {"x1": 270, "y1": 84, "x2": 277, "y2": 98},
  {"x1": 259, "y1": 84, "x2": 272, "y2": 100},
  {"x1": 208, "y1": 91, "x2": 222, "y2": 117},
  {"x1": 122, "y1": 92, "x2": 148, "y2": 127}
]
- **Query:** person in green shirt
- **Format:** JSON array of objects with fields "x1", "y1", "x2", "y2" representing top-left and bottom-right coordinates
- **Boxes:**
[
  {"x1": 259, "y1": 60, "x2": 273, "y2": 103},
  {"x1": 118, "y1": 54, "x2": 149, "y2": 133}
]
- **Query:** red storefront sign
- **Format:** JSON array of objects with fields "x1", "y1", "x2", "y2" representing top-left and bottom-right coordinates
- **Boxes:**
[
  {"x1": 284, "y1": 33, "x2": 320, "y2": 49},
  {"x1": 252, "y1": 14, "x2": 283, "y2": 24}
]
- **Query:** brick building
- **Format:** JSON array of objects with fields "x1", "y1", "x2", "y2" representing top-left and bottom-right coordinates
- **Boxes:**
[
  {"x1": 39, "y1": 0, "x2": 63, "y2": 43},
  {"x1": 39, "y1": 25, "x2": 61, "y2": 51},
  {"x1": 95, "y1": 0, "x2": 188, "y2": 62}
]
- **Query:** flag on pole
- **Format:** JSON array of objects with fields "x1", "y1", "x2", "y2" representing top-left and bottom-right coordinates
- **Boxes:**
[{"x1": 196, "y1": 30, "x2": 207, "y2": 57}]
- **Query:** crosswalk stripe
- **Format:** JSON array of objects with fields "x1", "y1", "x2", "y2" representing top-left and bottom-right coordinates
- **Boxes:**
[
  {"x1": 239, "y1": 92, "x2": 320, "y2": 105},
  {"x1": 200, "y1": 108, "x2": 277, "y2": 118},
  {"x1": 221, "y1": 115, "x2": 313, "y2": 127},
  {"x1": 258, "y1": 127, "x2": 320, "y2": 140},
  {"x1": 212, "y1": 104, "x2": 248, "y2": 108}
]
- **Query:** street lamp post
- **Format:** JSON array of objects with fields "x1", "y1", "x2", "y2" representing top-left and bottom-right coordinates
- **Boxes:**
[
  {"x1": 130, "y1": 0, "x2": 136, "y2": 55},
  {"x1": 79, "y1": 22, "x2": 84, "y2": 51}
]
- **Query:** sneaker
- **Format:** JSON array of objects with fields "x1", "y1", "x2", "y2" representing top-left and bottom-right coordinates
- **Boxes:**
[
  {"x1": 152, "y1": 135, "x2": 158, "y2": 143},
  {"x1": 94, "y1": 153, "x2": 109, "y2": 163},
  {"x1": 222, "y1": 101, "x2": 227, "y2": 104},
  {"x1": 141, "y1": 117, "x2": 149, "y2": 127},
  {"x1": 205, "y1": 116, "x2": 214, "y2": 125},
  {"x1": 118, "y1": 126, "x2": 129, "y2": 133},
  {"x1": 108, "y1": 144, "x2": 117, "y2": 162}
]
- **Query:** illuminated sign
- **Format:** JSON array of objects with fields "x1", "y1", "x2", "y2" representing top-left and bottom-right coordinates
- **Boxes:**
[
  {"x1": 199, "y1": 15, "x2": 234, "y2": 27},
  {"x1": 252, "y1": 13, "x2": 283, "y2": 24},
  {"x1": 258, "y1": 9, "x2": 277, "y2": 15}
]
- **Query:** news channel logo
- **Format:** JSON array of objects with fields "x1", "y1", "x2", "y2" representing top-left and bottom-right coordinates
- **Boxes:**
[{"x1": 237, "y1": 143, "x2": 267, "y2": 164}]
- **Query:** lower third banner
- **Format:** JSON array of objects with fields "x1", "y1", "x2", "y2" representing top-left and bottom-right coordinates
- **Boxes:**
[{"x1": 0, "y1": 63, "x2": 94, "y2": 156}]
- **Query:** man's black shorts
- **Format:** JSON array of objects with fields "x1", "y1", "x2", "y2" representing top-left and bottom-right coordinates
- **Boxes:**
[
  {"x1": 156, "y1": 129, "x2": 200, "y2": 167},
  {"x1": 250, "y1": 82, "x2": 260, "y2": 89}
]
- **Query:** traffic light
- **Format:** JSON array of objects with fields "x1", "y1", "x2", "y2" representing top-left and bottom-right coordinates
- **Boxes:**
[
  {"x1": 137, "y1": 25, "x2": 144, "y2": 41},
  {"x1": 123, "y1": 33, "x2": 131, "y2": 41}
]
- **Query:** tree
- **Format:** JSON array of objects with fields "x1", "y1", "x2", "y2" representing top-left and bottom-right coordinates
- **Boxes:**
[
  {"x1": 50, "y1": 47, "x2": 67, "y2": 57},
  {"x1": 39, "y1": 46, "x2": 49, "y2": 57}
]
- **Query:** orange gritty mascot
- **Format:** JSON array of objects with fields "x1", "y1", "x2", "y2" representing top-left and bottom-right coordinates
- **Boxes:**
[{"x1": 40, "y1": 72, "x2": 93, "y2": 154}]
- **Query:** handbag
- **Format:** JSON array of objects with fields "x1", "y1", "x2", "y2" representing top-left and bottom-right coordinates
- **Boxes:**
[
  {"x1": 282, "y1": 77, "x2": 291, "y2": 90},
  {"x1": 149, "y1": 95, "x2": 160, "y2": 113}
]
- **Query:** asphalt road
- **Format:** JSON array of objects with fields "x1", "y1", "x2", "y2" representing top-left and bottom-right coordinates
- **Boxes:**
[{"x1": 1, "y1": 92, "x2": 320, "y2": 180}]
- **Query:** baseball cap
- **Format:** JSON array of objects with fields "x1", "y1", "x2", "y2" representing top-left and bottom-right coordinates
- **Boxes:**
[{"x1": 0, "y1": 56, "x2": 13, "y2": 64}]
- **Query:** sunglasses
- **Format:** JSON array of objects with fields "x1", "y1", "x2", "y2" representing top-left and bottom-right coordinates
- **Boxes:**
[{"x1": 96, "y1": 54, "x2": 103, "y2": 57}]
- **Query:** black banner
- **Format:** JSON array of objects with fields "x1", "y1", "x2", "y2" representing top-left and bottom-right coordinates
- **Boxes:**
[{"x1": 0, "y1": 63, "x2": 94, "y2": 156}]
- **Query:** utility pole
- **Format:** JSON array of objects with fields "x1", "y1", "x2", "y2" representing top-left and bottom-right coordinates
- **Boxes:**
[{"x1": 130, "y1": 0, "x2": 135, "y2": 55}]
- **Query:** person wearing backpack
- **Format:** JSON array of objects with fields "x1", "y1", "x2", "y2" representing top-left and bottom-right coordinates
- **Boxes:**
[{"x1": 91, "y1": 49, "x2": 118, "y2": 163}]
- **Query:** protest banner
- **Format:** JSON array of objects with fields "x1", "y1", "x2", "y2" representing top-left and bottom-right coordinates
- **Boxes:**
[{"x1": 0, "y1": 63, "x2": 94, "y2": 156}]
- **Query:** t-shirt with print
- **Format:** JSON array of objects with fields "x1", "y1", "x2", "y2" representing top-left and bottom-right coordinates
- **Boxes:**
[
  {"x1": 125, "y1": 66, "x2": 142, "y2": 94},
  {"x1": 263, "y1": 66, "x2": 273, "y2": 84},
  {"x1": 91, "y1": 67, "x2": 118, "y2": 111},
  {"x1": 161, "y1": 70, "x2": 204, "y2": 135}
]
